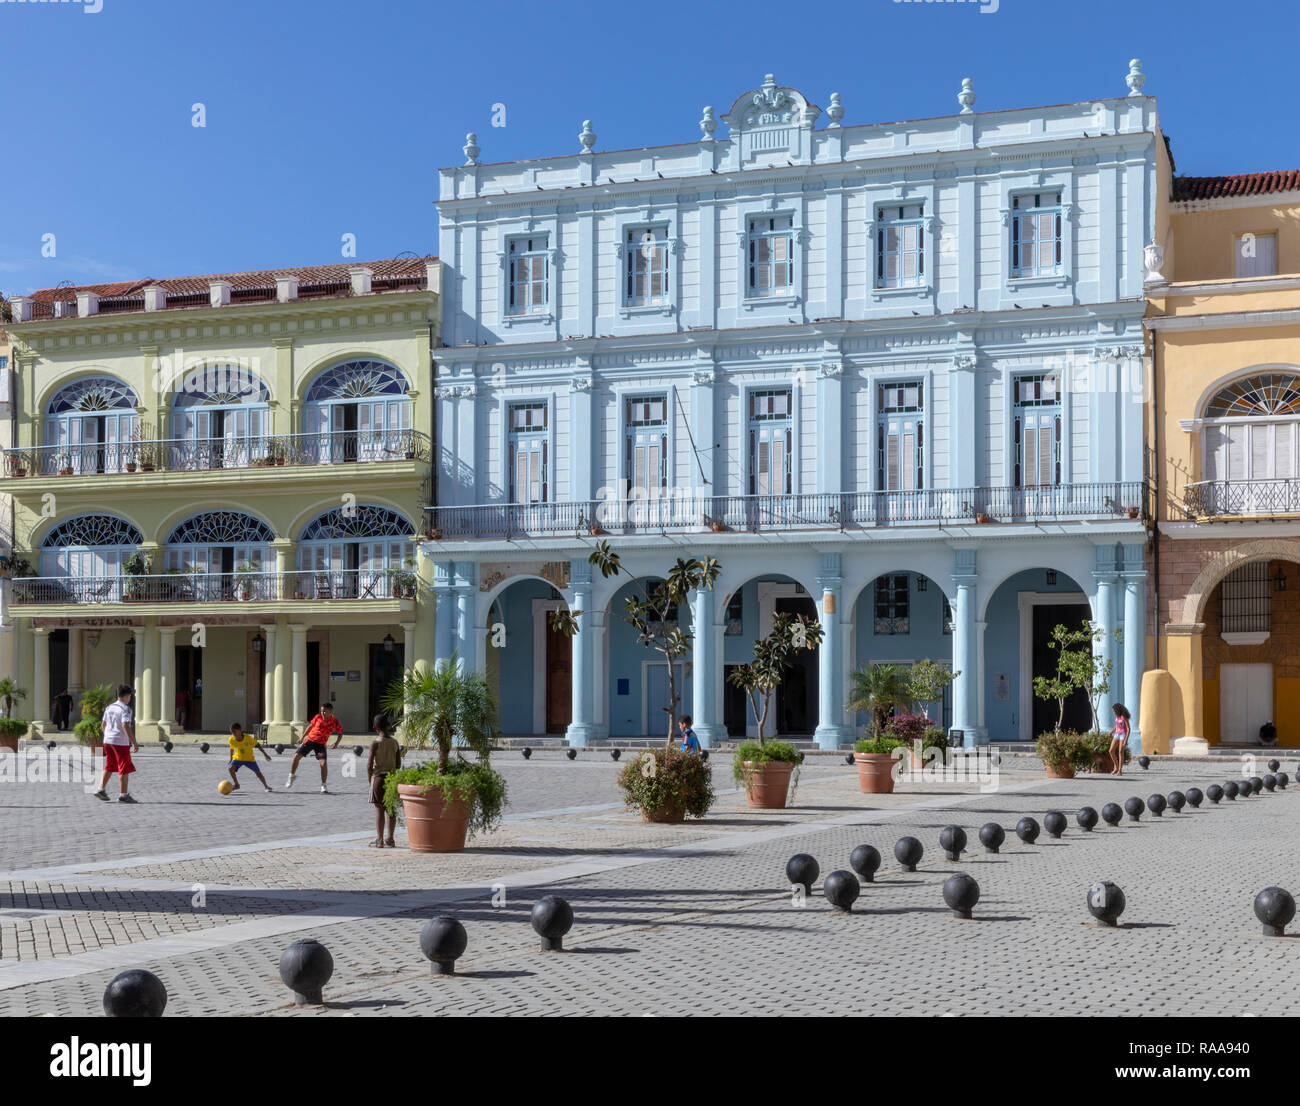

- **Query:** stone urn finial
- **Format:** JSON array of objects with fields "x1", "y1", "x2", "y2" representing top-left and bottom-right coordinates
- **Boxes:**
[
  {"x1": 958, "y1": 77, "x2": 977, "y2": 114},
  {"x1": 699, "y1": 105, "x2": 717, "y2": 141},
  {"x1": 1143, "y1": 242, "x2": 1167, "y2": 285},
  {"x1": 462, "y1": 132, "x2": 480, "y2": 165},
  {"x1": 826, "y1": 92, "x2": 845, "y2": 127},
  {"x1": 579, "y1": 119, "x2": 596, "y2": 154},
  {"x1": 1126, "y1": 58, "x2": 1146, "y2": 96}
]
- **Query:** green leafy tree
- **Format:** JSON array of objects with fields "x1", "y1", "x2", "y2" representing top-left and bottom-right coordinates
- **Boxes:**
[
  {"x1": 550, "y1": 541, "x2": 720, "y2": 745},
  {"x1": 727, "y1": 611, "x2": 824, "y2": 742},
  {"x1": 1032, "y1": 622, "x2": 1122, "y2": 736},
  {"x1": 0, "y1": 676, "x2": 27, "y2": 719},
  {"x1": 906, "y1": 659, "x2": 959, "y2": 719},
  {"x1": 847, "y1": 663, "x2": 912, "y2": 737}
]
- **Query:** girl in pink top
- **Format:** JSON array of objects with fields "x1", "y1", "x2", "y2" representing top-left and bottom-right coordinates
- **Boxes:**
[{"x1": 1110, "y1": 703, "x2": 1131, "y2": 776}]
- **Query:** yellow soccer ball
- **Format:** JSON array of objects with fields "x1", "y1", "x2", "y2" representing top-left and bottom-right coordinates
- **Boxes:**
[{"x1": 217, "y1": 779, "x2": 234, "y2": 796}]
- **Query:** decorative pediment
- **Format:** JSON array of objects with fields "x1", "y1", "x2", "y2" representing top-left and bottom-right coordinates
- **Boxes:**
[{"x1": 721, "y1": 75, "x2": 821, "y2": 161}]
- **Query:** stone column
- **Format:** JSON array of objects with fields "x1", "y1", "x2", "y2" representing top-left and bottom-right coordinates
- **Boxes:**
[
  {"x1": 137, "y1": 619, "x2": 157, "y2": 729},
  {"x1": 454, "y1": 562, "x2": 475, "y2": 669},
  {"x1": 1093, "y1": 545, "x2": 1118, "y2": 727},
  {"x1": 132, "y1": 626, "x2": 146, "y2": 719},
  {"x1": 271, "y1": 615, "x2": 291, "y2": 732},
  {"x1": 1121, "y1": 544, "x2": 1147, "y2": 753},
  {"x1": 66, "y1": 628, "x2": 85, "y2": 697},
  {"x1": 402, "y1": 622, "x2": 416, "y2": 670},
  {"x1": 158, "y1": 626, "x2": 176, "y2": 736},
  {"x1": 951, "y1": 550, "x2": 979, "y2": 747},
  {"x1": 433, "y1": 560, "x2": 456, "y2": 668},
  {"x1": 272, "y1": 539, "x2": 295, "y2": 601},
  {"x1": 32, "y1": 626, "x2": 51, "y2": 733},
  {"x1": 413, "y1": 548, "x2": 436, "y2": 674},
  {"x1": 690, "y1": 584, "x2": 725, "y2": 748},
  {"x1": 290, "y1": 623, "x2": 308, "y2": 727},
  {"x1": 565, "y1": 559, "x2": 598, "y2": 747},
  {"x1": 261, "y1": 623, "x2": 278, "y2": 730},
  {"x1": 814, "y1": 552, "x2": 851, "y2": 749}
]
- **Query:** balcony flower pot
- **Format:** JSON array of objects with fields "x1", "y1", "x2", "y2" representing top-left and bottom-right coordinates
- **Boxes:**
[
  {"x1": 588, "y1": 524, "x2": 606, "y2": 536},
  {"x1": 125, "y1": 462, "x2": 138, "y2": 473},
  {"x1": 735, "y1": 743, "x2": 798, "y2": 809},
  {"x1": 58, "y1": 467, "x2": 74, "y2": 477},
  {"x1": 711, "y1": 520, "x2": 728, "y2": 533},
  {"x1": 854, "y1": 737, "x2": 903, "y2": 794},
  {"x1": 975, "y1": 512, "x2": 992, "y2": 524},
  {"x1": 427, "y1": 528, "x2": 443, "y2": 541},
  {"x1": 141, "y1": 461, "x2": 156, "y2": 472},
  {"x1": 404, "y1": 450, "x2": 416, "y2": 461}
]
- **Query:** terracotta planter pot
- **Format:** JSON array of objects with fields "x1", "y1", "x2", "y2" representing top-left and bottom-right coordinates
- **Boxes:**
[
  {"x1": 1044, "y1": 762, "x2": 1076, "y2": 779},
  {"x1": 0, "y1": 734, "x2": 19, "y2": 753},
  {"x1": 641, "y1": 803, "x2": 685, "y2": 824},
  {"x1": 740, "y1": 760, "x2": 795, "y2": 809},
  {"x1": 854, "y1": 751, "x2": 898, "y2": 794},
  {"x1": 397, "y1": 783, "x2": 471, "y2": 852}
]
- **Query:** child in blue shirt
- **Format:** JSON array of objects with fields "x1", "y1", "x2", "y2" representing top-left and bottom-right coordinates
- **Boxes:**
[{"x1": 678, "y1": 715, "x2": 701, "y2": 756}]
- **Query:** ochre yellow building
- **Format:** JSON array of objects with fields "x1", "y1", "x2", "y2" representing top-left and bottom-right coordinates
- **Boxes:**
[{"x1": 1144, "y1": 171, "x2": 1300, "y2": 749}]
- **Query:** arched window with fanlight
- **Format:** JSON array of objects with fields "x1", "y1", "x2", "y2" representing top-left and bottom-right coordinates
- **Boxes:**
[
  {"x1": 44, "y1": 377, "x2": 139, "y2": 475},
  {"x1": 164, "y1": 511, "x2": 276, "y2": 599},
  {"x1": 40, "y1": 514, "x2": 143, "y2": 580},
  {"x1": 1201, "y1": 372, "x2": 1300, "y2": 515},
  {"x1": 170, "y1": 364, "x2": 272, "y2": 470},
  {"x1": 302, "y1": 359, "x2": 412, "y2": 464},
  {"x1": 297, "y1": 505, "x2": 415, "y2": 599}
]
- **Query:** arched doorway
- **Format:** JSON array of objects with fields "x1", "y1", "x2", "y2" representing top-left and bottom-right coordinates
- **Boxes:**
[
  {"x1": 484, "y1": 577, "x2": 571, "y2": 735},
  {"x1": 605, "y1": 576, "x2": 694, "y2": 739}
]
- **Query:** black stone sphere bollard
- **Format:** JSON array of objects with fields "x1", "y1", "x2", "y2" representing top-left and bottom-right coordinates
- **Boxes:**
[
  {"x1": 530, "y1": 895, "x2": 574, "y2": 951},
  {"x1": 849, "y1": 844, "x2": 881, "y2": 883},
  {"x1": 1253, "y1": 887, "x2": 1297, "y2": 937},
  {"x1": 279, "y1": 938, "x2": 334, "y2": 1006},
  {"x1": 1015, "y1": 816, "x2": 1040, "y2": 844},
  {"x1": 786, "y1": 853, "x2": 820, "y2": 895},
  {"x1": 45, "y1": 740, "x2": 56, "y2": 750},
  {"x1": 1138, "y1": 755, "x2": 1150, "y2": 770},
  {"x1": 894, "y1": 836, "x2": 924, "y2": 872},
  {"x1": 611, "y1": 749, "x2": 621, "y2": 760},
  {"x1": 1185, "y1": 787, "x2": 1204, "y2": 808},
  {"x1": 844, "y1": 753, "x2": 855, "y2": 765},
  {"x1": 979, "y1": 822, "x2": 1005, "y2": 853},
  {"x1": 1076, "y1": 807, "x2": 1099, "y2": 832},
  {"x1": 823, "y1": 870, "x2": 861, "y2": 913},
  {"x1": 566, "y1": 748, "x2": 577, "y2": 760},
  {"x1": 1086, "y1": 882, "x2": 1127, "y2": 927},
  {"x1": 162, "y1": 741, "x2": 173, "y2": 753},
  {"x1": 1043, "y1": 811, "x2": 1067, "y2": 838},
  {"x1": 1277, "y1": 772, "x2": 1289, "y2": 790},
  {"x1": 1101, "y1": 802, "x2": 1123, "y2": 827},
  {"x1": 419, "y1": 916, "x2": 468, "y2": 976},
  {"x1": 522, "y1": 747, "x2": 532, "y2": 759},
  {"x1": 942, "y1": 873, "x2": 980, "y2": 919},
  {"x1": 1268, "y1": 759, "x2": 1281, "y2": 773},
  {"x1": 701, "y1": 750, "x2": 710, "y2": 762},
  {"x1": 199, "y1": 742, "x2": 210, "y2": 753},
  {"x1": 274, "y1": 744, "x2": 284, "y2": 754},
  {"x1": 1250, "y1": 776, "x2": 1264, "y2": 795},
  {"x1": 939, "y1": 825, "x2": 968, "y2": 861},
  {"x1": 1123, "y1": 797, "x2": 1144, "y2": 822},
  {"x1": 1146, "y1": 794, "x2": 1166, "y2": 817},
  {"x1": 352, "y1": 746, "x2": 363, "y2": 757},
  {"x1": 1263, "y1": 774, "x2": 1277, "y2": 792},
  {"x1": 1166, "y1": 791, "x2": 1185, "y2": 813},
  {"x1": 102, "y1": 968, "x2": 167, "y2": 1017},
  {"x1": 1223, "y1": 781, "x2": 1239, "y2": 800},
  {"x1": 1206, "y1": 784, "x2": 1223, "y2": 804}
]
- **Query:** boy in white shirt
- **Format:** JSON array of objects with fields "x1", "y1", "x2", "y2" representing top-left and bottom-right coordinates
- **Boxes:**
[{"x1": 94, "y1": 684, "x2": 139, "y2": 804}]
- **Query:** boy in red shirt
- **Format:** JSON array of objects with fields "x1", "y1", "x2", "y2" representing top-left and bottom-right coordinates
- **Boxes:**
[{"x1": 285, "y1": 702, "x2": 344, "y2": 793}]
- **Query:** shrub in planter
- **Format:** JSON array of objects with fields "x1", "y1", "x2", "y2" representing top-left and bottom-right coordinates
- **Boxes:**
[
  {"x1": 0, "y1": 717, "x2": 29, "y2": 750},
  {"x1": 73, "y1": 684, "x2": 114, "y2": 748},
  {"x1": 382, "y1": 758, "x2": 506, "y2": 842},
  {"x1": 732, "y1": 739, "x2": 801, "y2": 808},
  {"x1": 1080, "y1": 730, "x2": 1131, "y2": 771},
  {"x1": 1036, "y1": 730, "x2": 1090, "y2": 778},
  {"x1": 852, "y1": 734, "x2": 905, "y2": 794},
  {"x1": 618, "y1": 746, "x2": 714, "y2": 822}
]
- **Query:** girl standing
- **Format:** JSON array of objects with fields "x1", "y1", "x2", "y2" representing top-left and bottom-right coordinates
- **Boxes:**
[{"x1": 1109, "y1": 703, "x2": 1131, "y2": 776}]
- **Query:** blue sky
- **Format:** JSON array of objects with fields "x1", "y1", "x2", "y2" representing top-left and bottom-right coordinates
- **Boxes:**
[{"x1": 1, "y1": 0, "x2": 1294, "y2": 296}]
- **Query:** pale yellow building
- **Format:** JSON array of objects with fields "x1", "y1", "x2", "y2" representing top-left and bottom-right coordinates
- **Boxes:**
[
  {"x1": 2, "y1": 259, "x2": 439, "y2": 741},
  {"x1": 1144, "y1": 170, "x2": 1300, "y2": 748}
]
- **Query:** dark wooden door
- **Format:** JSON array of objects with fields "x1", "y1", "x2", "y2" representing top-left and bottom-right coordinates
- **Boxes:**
[
  {"x1": 1032, "y1": 605, "x2": 1094, "y2": 736},
  {"x1": 368, "y1": 642, "x2": 402, "y2": 727},
  {"x1": 545, "y1": 618, "x2": 572, "y2": 733},
  {"x1": 775, "y1": 596, "x2": 818, "y2": 735}
]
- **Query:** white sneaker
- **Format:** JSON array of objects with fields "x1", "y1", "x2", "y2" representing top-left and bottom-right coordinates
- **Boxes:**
[
  {"x1": 320, "y1": 785, "x2": 329, "y2": 794},
  {"x1": 285, "y1": 775, "x2": 295, "y2": 789}
]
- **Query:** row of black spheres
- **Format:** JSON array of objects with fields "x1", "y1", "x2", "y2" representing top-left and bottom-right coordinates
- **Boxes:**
[
  {"x1": 785, "y1": 760, "x2": 1297, "y2": 931},
  {"x1": 519, "y1": 746, "x2": 714, "y2": 762},
  {"x1": 101, "y1": 894, "x2": 577, "y2": 1016}
]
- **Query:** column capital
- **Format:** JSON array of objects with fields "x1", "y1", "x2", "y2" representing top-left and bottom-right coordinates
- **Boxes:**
[
  {"x1": 568, "y1": 557, "x2": 594, "y2": 589},
  {"x1": 288, "y1": 623, "x2": 309, "y2": 634},
  {"x1": 32, "y1": 625, "x2": 50, "y2": 636},
  {"x1": 158, "y1": 625, "x2": 177, "y2": 638},
  {"x1": 953, "y1": 548, "x2": 977, "y2": 578}
]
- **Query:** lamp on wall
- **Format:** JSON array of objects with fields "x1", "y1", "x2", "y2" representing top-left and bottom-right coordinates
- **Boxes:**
[
  {"x1": 1273, "y1": 566, "x2": 1287, "y2": 593},
  {"x1": 252, "y1": 632, "x2": 265, "y2": 653},
  {"x1": 125, "y1": 636, "x2": 135, "y2": 658},
  {"x1": 383, "y1": 633, "x2": 395, "y2": 653},
  {"x1": 86, "y1": 631, "x2": 100, "y2": 648}
]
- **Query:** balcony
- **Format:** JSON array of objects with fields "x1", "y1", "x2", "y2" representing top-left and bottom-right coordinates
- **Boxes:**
[
  {"x1": 2, "y1": 430, "x2": 431, "y2": 480},
  {"x1": 1185, "y1": 479, "x2": 1300, "y2": 519},
  {"x1": 10, "y1": 569, "x2": 418, "y2": 607},
  {"x1": 424, "y1": 481, "x2": 1149, "y2": 540}
]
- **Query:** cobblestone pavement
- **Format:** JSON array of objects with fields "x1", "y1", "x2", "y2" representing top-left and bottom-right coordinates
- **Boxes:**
[{"x1": 1, "y1": 747, "x2": 1297, "y2": 1016}]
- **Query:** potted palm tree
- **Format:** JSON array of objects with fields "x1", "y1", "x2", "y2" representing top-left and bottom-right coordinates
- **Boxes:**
[
  {"x1": 73, "y1": 684, "x2": 115, "y2": 754},
  {"x1": 847, "y1": 662, "x2": 912, "y2": 793},
  {"x1": 727, "y1": 611, "x2": 823, "y2": 809},
  {"x1": 0, "y1": 676, "x2": 27, "y2": 721},
  {"x1": 379, "y1": 660, "x2": 506, "y2": 853}
]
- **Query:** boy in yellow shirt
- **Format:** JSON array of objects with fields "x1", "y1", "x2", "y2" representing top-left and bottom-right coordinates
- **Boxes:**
[{"x1": 228, "y1": 723, "x2": 274, "y2": 792}]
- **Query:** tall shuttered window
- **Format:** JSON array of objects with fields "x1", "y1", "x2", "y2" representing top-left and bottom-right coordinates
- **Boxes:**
[
  {"x1": 876, "y1": 204, "x2": 925, "y2": 289},
  {"x1": 625, "y1": 227, "x2": 669, "y2": 307},
  {"x1": 1011, "y1": 192, "x2": 1063, "y2": 278},
  {"x1": 748, "y1": 388, "x2": 793, "y2": 496},
  {"x1": 747, "y1": 215, "x2": 794, "y2": 298},
  {"x1": 1013, "y1": 374, "x2": 1061, "y2": 487},
  {"x1": 508, "y1": 403, "x2": 548, "y2": 504},
  {"x1": 625, "y1": 395, "x2": 668, "y2": 498},
  {"x1": 877, "y1": 381, "x2": 924, "y2": 491},
  {"x1": 507, "y1": 236, "x2": 549, "y2": 316}
]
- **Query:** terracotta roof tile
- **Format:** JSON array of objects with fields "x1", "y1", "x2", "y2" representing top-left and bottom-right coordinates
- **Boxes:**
[{"x1": 1173, "y1": 171, "x2": 1300, "y2": 201}]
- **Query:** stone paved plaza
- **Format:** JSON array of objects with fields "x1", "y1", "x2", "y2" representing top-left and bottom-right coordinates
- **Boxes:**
[{"x1": 1, "y1": 746, "x2": 1297, "y2": 1017}]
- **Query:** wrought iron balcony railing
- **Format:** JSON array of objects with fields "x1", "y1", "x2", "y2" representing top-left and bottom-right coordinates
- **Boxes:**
[
  {"x1": 2, "y1": 430, "x2": 430, "y2": 479},
  {"x1": 10, "y1": 569, "x2": 418, "y2": 606},
  {"x1": 424, "y1": 481, "x2": 1148, "y2": 540},
  {"x1": 1185, "y1": 479, "x2": 1300, "y2": 518}
]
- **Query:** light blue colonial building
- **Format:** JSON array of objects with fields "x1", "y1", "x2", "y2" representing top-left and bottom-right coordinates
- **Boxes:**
[{"x1": 426, "y1": 67, "x2": 1158, "y2": 748}]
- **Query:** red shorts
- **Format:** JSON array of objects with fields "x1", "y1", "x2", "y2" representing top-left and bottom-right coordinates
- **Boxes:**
[{"x1": 104, "y1": 744, "x2": 135, "y2": 775}]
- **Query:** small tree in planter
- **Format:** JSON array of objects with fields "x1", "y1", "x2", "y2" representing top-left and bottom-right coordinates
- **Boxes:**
[
  {"x1": 379, "y1": 660, "x2": 507, "y2": 853},
  {"x1": 846, "y1": 663, "x2": 913, "y2": 794},
  {"x1": 122, "y1": 553, "x2": 151, "y2": 601},
  {"x1": 73, "y1": 684, "x2": 115, "y2": 751},
  {"x1": 0, "y1": 716, "x2": 29, "y2": 751},
  {"x1": 617, "y1": 746, "x2": 715, "y2": 823},
  {"x1": 726, "y1": 611, "x2": 823, "y2": 809},
  {"x1": 0, "y1": 676, "x2": 27, "y2": 719},
  {"x1": 1032, "y1": 622, "x2": 1120, "y2": 776}
]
